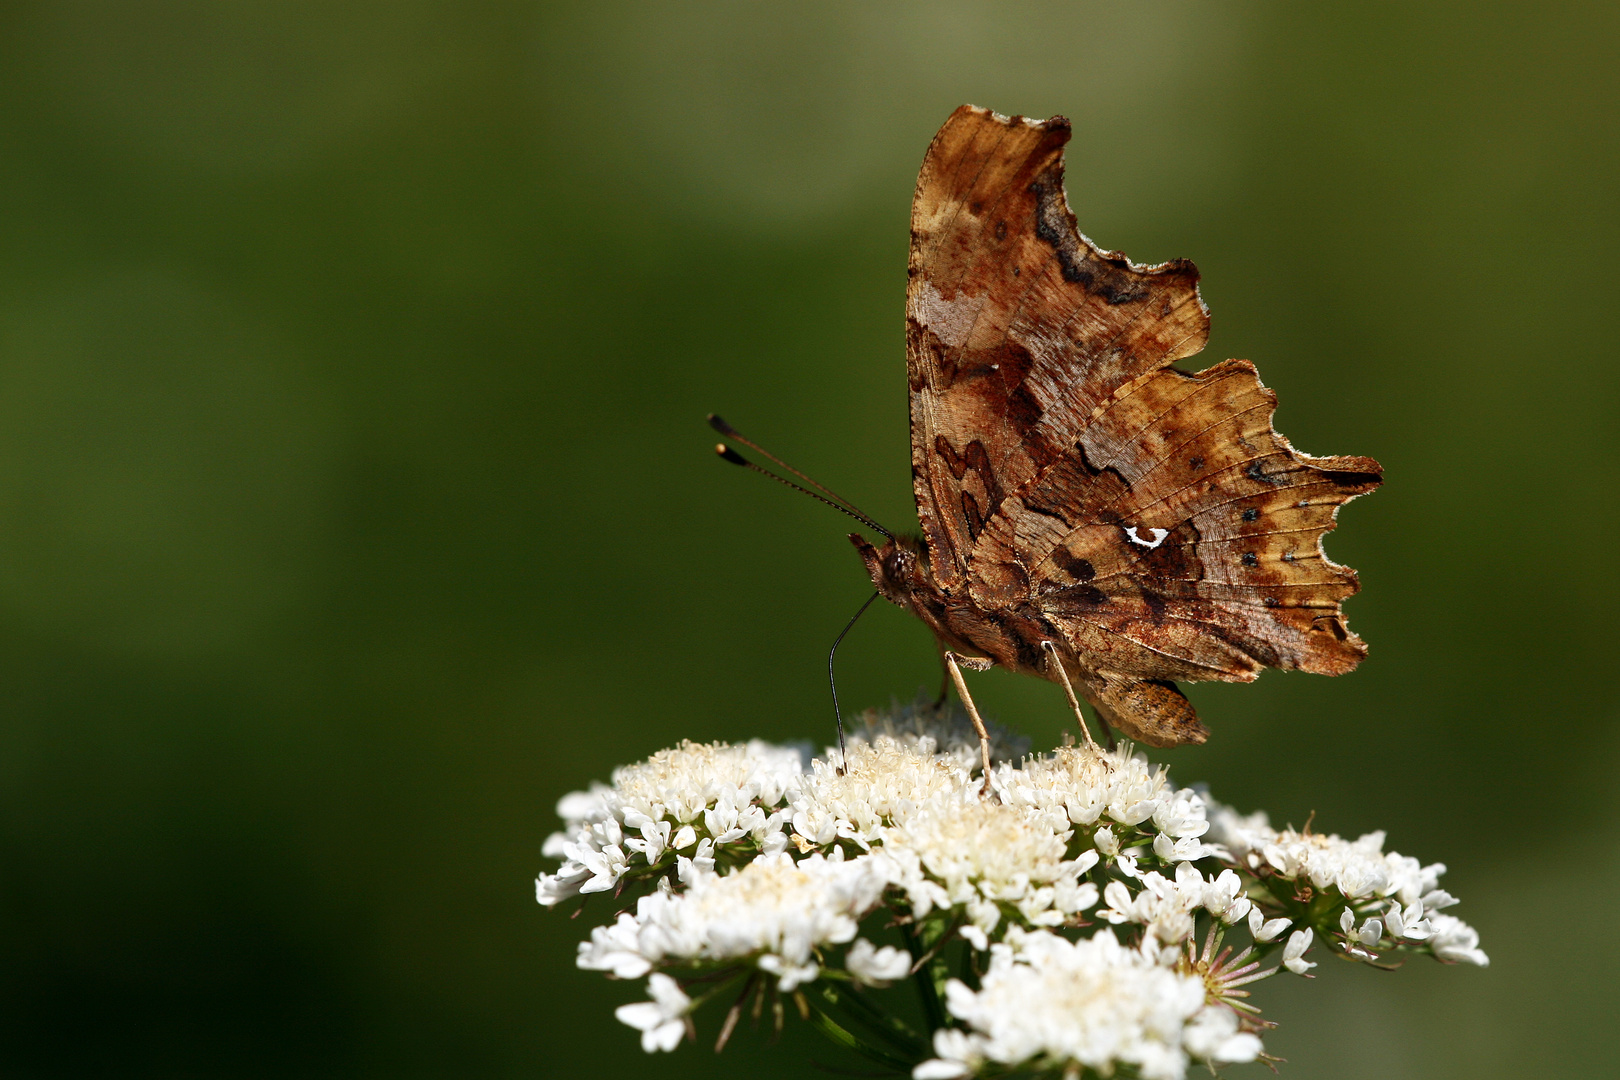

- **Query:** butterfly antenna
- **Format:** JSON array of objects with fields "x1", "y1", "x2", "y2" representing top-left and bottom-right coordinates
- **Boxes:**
[
  {"x1": 713, "y1": 443, "x2": 893, "y2": 538},
  {"x1": 828, "y1": 590, "x2": 881, "y2": 776},
  {"x1": 708, "y1": 414, "x2": 892, "y2": 539}
]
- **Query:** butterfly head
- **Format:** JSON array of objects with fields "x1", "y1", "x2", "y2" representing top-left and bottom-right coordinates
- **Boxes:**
[{"x1": 848, "y1": 532, "x2": 934, "y2": 610}]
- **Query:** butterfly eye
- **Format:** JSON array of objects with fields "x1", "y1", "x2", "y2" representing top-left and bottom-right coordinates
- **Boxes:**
[{"x1": 882, "y1": 547, "x2": 917, "y2": 581}]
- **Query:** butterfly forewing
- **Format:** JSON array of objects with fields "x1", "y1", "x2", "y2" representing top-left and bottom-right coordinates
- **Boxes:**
[{"x1": 907, "y1": 106, "x2": 1209, "y2": 590}]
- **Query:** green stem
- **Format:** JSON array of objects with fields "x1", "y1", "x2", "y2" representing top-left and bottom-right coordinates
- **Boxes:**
[
  {"x1": 802, "y1": 996, "x2": 915, "y2": 1073},
  {"x1": 820, "y1": 984, "x2": 927, "y2": 1059},
  {"x1": 906, "y1": 924, "x2": 949, "y2": 1033},
  {"x1": 956, "y1": 931, "x2": 981, "y2": 990}
]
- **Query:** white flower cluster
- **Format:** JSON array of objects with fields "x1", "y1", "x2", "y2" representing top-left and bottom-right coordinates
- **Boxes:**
[
  {"x1": 915, "y1": 927, "x2": 1261, "y2": 1080},
  {"x1": 788, "y1": 734, "x2": 977, "y2": 849},
  {"x1": 1207, "y1": 806, "x2": 1488, "y2": 967},
  {"x1": 580, "y1": 851, "x2": 890, "y2": 990},
  {"x1": 540, "y1": 705, "x2": 1488, "y2": 1078},
  {"x1": 996, "y1": 746, "x2": 1213, "y2": 862},
  {"x1": 881, "y1": 796, "x2": 1098, "y2": 947},
  {"x1": 537, "y1": 739, "x2": 806, "y2": 905}
]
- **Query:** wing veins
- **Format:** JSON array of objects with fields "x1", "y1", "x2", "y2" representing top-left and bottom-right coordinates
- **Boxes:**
[
  {"x1": 1084, "y1": 422, "x2": 1280, "y2": 527},
  {"x1": 925, "y1": 123, "x2": 1013, "y2": 264},
  {"x1": 1057, "y1": 610, "x2": 1241, "y2": 675}
]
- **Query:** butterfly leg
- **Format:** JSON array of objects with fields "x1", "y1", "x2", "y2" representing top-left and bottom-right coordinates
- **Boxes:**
[
  {"x1": 932, "y1": 646, "x2": 950, "y2": 710},
  {"x1": 941, "y1": 650, "x2": 995, "y2": 790},
  {"x1": 1040, "y1": 642, "x2": 1101, "y2": 752}
]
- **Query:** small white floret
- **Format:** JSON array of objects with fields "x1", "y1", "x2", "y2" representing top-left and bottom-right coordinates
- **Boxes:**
[
  {"x1": 758, "y1": 954, "x2": 821, "y2": 991},
  {"x1": 912, "y1": 1061, "x2": 972, "y2": 1080},
  {"x1": 1182, "y1": 1003, "x2": 1263, "y2": 1065},
  {"x1": 914, "y1": 1027, "x2": 984, "y2": 1079},
  {"x1": 614, "y1": 973, "x2": 690, "y2": 1053},
  {"x1": 1283, "y1": 928, "x2": 1316, "y2": 974},
  {"x1": 846, "y1": 939, "x2": 913, "y2": 986},
  {"x1": 1249, "y1": 906, "x2": 1290, "y2": 942},
  {"x1": 1429, "y1": 913, "x2": 1490, "y2": 966}
]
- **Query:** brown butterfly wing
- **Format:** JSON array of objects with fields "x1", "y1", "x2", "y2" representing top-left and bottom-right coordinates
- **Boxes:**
[
  {"x1": 907, "y1": 106, "x2": 1210, "y2": 590},
  {"x1": 908, "y1": 106, "x2": 1381, "y2": 746},
  {"x1": 981, "y1": 359, "x2": 1381, "y2": 692}
]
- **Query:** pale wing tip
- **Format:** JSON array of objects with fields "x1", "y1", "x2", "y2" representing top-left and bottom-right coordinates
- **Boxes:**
[{"x1": 950, "y1": 103, "x2": 1071, "y2": 138}]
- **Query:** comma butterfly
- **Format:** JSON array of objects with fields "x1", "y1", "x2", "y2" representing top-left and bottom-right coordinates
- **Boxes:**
[{"x1": 719, "y1": 106, "x2": 1380, "y2": 774}]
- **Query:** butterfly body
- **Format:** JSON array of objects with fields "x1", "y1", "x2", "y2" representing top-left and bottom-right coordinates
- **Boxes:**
[
  {"x1": 853, "y1": 106, "x2": 1382, "y2": 749},
  {"x1": 850, "y1": 531, "x2": 1052, "y2": 674}
]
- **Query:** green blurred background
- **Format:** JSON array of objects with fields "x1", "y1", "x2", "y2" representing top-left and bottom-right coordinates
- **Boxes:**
[{"x1": 0, "y1": 2, "x2": 1614, "y2": 1076}]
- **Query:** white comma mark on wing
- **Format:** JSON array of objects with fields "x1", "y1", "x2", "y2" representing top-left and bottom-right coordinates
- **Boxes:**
[{"x1": 1124, "y1": 526, "x2": 1169, "y2": 549}]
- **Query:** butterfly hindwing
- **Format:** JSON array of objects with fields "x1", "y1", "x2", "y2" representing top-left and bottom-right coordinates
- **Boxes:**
[{"x1": 982, "y1": 359, "x2": 1381, "y2": 681}]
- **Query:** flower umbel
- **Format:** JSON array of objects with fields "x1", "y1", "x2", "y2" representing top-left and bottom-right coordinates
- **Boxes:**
[{"x1": 540, "y1": 703, "x2": 1487, "y2": 1077}]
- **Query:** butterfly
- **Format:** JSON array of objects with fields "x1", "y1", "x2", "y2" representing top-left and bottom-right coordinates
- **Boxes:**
[{"x1": 720, "y1": 106, "x2": 1380, "y2": 774}]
